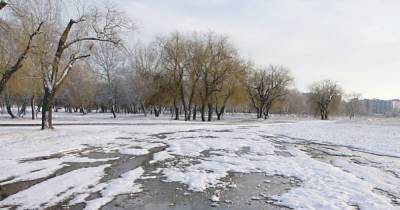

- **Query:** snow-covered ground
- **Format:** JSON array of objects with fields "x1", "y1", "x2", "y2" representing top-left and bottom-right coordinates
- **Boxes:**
[{"x1": 0, "y1": 114, "x2": 399, "y2": 210}]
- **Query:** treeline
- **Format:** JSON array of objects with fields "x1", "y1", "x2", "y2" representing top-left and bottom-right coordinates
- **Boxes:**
[{"x1": 0, "y1": 0, "x2": 367, "y2": 129}]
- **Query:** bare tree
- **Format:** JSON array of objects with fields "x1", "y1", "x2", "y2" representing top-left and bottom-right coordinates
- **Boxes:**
[
  {"x1": 0, "y1": 23, "x2": 43, "y2": 94},
  {"x1": 185, "y1": 35, "x2": 203, "y2": 121},
  {"x1": 344, "y1": 93, "x2": 365, "y2": 119},
  {"x1": 247, "y1": 65, "x2": 293, "y2": 119},
  {"x1": 213, "y1": 58, "x2": 248, "y2": 120},
  {"x1": 198, "y1": 33, "x2": 234, "y2": 121},
  {"x1": 284, "y1": 90, "x2": 309, "y2": 115},
  {"x1": 133, "y1": 43, "x2": 164, "y2": 117},
  {"x1": 39, "y1": 2, "x2": 132, "y2": 129},
  {"x1": 92, "y1": 42, "x2": 126, "y2": 118},
  {"x1": 58, "y1": 63, "x2": 96, "y2": 115},
  {"x1": 309, "y1": 80, "x2": 342, "y2": 120},
  {"x1": 0, "y1": 0, "x2": 44, "y2": 95},
  {"x1": 159, "y1": 32, "x2": 191, "y2": 120}
]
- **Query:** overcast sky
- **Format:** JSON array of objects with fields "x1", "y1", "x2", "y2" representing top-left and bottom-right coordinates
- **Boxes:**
[{"x1": 110, "y1": 0, "x2": 399, "y2": 99}]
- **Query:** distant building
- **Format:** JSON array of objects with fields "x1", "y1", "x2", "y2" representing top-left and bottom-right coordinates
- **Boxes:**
[
  {"x1": 364, "y1": 99, "x2": 393, "y2": 115},
  {"x1": 392, "y1": 100, "x2": 400, "y2": 113}
]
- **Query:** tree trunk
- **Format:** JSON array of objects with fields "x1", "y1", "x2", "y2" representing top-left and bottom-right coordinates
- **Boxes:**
[
  {"x1": 263, "y1": 110, "x2": 269, "y2": 119},
  {"x1": 215, "y1": 94, "x2": 230, "y2": 121},
  {"x1": 41, "y1": 95, "x2": 48, "y2": 129},
  {"x1": 207, "y1": 103, "x2": 213, "y2": 122},
  {"x1": 154, "y1": 107, "x2": 160, "y2": 117},
  {"x1": 140, "y1": 102, "x2": 147, "y2": 117},
  {"x1": 6, "y1": 104, "x2": 16, "y2": 119},
  {"x1": 30, "y1": 96, "x2": 35, "y2": 120},
  {"x1": 18, "y1": 100, "x2": 27, "y2": 118},
  {"x1": 320, "y1": 108, "x2": 328, "y2": 120},
  {"x1": 180, "y1": 84, "x2": 188, "y2": 121},
  {"x1": 174, "y1": 106, "x2": 179, "y2": 120},
  {"x1": 216, "y1": 106, "x2": 223, "y2": 120},
  {"x1": 111, "y1": 104, "x2": 117, "y2": 118},
  {"x1": 263, "y1": 103, "x2": 272, "y2": 119},
  {"x1": 5, "y1": 97, "x2": 16, "y2": 119},
  {"x1": 193, "y1": 106, "x2": 197, "y2": 121},
  {"x1": 256, "y1": 107, "x2": 262, "y2": 119},
  {"x1": 41, "y1": 88, "x2": 53, "y2": 129},
  {"x1": 187, "y1": 107, "x2": 192, "y2": 121},
  {"x1": 173, "y1": 99, "x2": 179, "y2": 120},
  {"x1": 201, "y1": 103, "x2": 206, "y2": 122}
]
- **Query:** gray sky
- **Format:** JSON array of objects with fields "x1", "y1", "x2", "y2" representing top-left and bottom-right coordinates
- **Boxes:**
[{"x1": 112, "y1": 0, "x2": 399, "y2": 99}]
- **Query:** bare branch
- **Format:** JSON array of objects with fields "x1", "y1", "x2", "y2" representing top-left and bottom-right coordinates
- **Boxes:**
[
  {"x1": 0, "y1": 21, "x2": 44, "y2": 94},
  {"x1": 55, "y1": 54, "x2": 90, "y2": 87}
]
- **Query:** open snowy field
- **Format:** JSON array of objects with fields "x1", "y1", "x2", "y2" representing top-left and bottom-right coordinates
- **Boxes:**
[{"x1": 0, "y1": 114, "x2": 400, "y2": 210}]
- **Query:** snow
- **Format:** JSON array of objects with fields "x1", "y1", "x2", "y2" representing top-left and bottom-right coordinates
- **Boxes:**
[
  {"x1": 100, "y1": 167, "x2": 144, "y2": 198},
  {"x1": 118, "y1": 148, "x2": 149, "y2": 156},
  {"x1": 0, "y1": 156, "x2": 116, "y2": 185},
  {"x1": 0, "y1": 114, "x2": 399, "y2": 210},
  {"x1": 84, "y1": 167, "x2": 144, "y2": 210},
  {"x1": 262, "y1": 120, "x2": 400, "y2": 157},
  {"x1": 332, "y1": 158, "x2": 400, "y2": 199},
  {"x1": 0, "y1": 164, "x2": 110, "y2": 209},
  {"x1": 210, "y1": 194, "x2": 220, "y2": 202},
  {"x1": 150, "y1": 151, "x2": 174, "y2": 163}
]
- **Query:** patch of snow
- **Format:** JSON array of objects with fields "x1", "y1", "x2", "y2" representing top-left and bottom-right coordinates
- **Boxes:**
[
  {"x1": 210, "y1": 194, "x2": 220, "y2": 202},
  {"x1": 118, "y1": 148, "x2": 149, "y2": 156},
  {"x1": 0, "y1": 165, "x2": 110, "y2": 209},
  {"x1": 0, "y1": 156, "x2": 117, "y2": 185},
  {"x1": 1, "y1": 115, "x2": 399, "y2": 210},
  {"x1": 263, "y1": 120, "x2": 400, "y2": 157},
  {"x1": 84, "y1": 167, "x2": 144, "y2": 210},
  {"x1": 150, "y1": 151, "x2": 174, "y2": 164}
]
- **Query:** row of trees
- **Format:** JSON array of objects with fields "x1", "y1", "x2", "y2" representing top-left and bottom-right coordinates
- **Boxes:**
[{"x1": 1, "y1": 0, "x2": 363, "y2": 129}]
